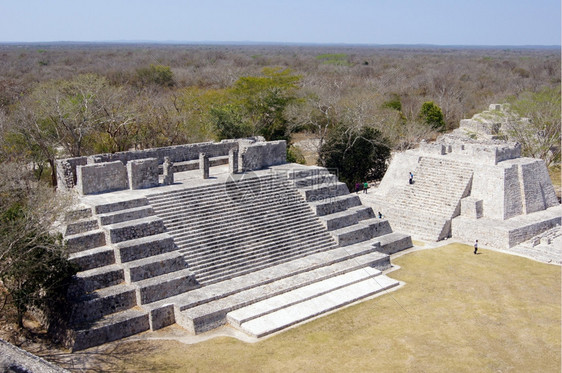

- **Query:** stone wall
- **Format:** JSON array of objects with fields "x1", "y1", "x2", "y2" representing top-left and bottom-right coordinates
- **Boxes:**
[
  {"x1": 452, "y1": 212, "x2": 561, "y2": 248},
  {"x1": 127, "y1": 158, "x2": 159, "y2": 190},
  {"x1": 240, "y1": 140, "x2": 287, "y2": 171},
  {"x1": 56, "y1": 156, "x2": 88, "y2": 191},
  {"x1": 56, "y1": 138, "x2": 276, "y2": 191},
  {"x1": 57, "y1": 140, "x2": 242, "y2": 190},
  {"x1": 76, "y1": 161, "x2": 129, "y2": 195}
]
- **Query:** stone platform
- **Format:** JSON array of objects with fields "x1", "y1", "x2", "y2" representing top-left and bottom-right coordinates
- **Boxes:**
[{"x1": 62, "y1": 162, "x2": 411, "y2": 350}]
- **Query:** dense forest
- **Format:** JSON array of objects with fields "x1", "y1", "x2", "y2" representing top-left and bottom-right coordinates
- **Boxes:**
[{"x1": 0, "y1": 44, "x2": 559, "y2": 181}]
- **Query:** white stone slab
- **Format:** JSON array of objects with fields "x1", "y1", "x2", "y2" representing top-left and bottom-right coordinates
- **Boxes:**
[
  {"x1": 227, "y1": 267, "x2": 381, "y2": 326},
  {"x1": 232, "y1": 274, "x2": 399, "y2": 338}
]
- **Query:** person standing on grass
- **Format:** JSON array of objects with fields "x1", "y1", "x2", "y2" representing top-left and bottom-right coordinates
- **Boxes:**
[
  {"x1": 474, "y1": 239, "x2": 478, "y2": 254},
  {"x1": 363, "y1": 181, "x2": 368, "y2": 194}
]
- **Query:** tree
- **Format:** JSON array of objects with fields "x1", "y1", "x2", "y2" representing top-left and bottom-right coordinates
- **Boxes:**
[
  {"x1": 319, "y1": 125, "x2": 391, "y2": 190},
  {"x1": 210, "y1": 104, "x2": 252, "y2": 140},
  {"x1": 5, "y1": 74, "x2": 138, "y2": 185},
  {"x1": 135, "y1": 64, "x2": 175, "y2": 87},
  {"x1": 505, "y1": 87, "x2": 561, "y2": 167},
  {"x1": 230, "y1": 67, "x2": 301, "y2": 141},
  {"x1": 0, "y1": 163, "x2": 76, "y2": 331},
  {"x1": 419, "y1": 101, "x2": 445, "y2": 131}
]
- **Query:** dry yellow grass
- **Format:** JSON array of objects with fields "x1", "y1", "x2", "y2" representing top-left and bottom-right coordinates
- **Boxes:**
[{"x1": 69, "y1": 243, "x2": 561, "y2": 372}]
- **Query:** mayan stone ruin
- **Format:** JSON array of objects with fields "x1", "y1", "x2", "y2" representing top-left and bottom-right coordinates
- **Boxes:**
[
  {"x1": 367, "y1": 104, "x2": 561, "y2": 250},
  {"x1": 59, "y1": 137, "x2": 412, "y2": 351}
]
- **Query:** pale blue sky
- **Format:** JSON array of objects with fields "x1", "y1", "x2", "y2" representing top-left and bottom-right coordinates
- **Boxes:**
[{"x1": 0, "y1": 0, "x2": 560, "y2": 45}]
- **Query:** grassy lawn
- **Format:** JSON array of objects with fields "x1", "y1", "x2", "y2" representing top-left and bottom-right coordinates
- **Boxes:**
[{"x1": 69, "y1": 243, "x2": 561, "y2": 372}]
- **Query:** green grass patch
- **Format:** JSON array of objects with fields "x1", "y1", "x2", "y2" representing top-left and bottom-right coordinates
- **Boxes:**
[{"x1": 72, "y1": 244, "x2": 561, "y2": 372}]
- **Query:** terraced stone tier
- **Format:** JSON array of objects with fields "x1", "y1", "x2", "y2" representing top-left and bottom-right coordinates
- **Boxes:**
[
  {"x1": 167, "y1": 245, "x2": 390, "y2": 334},
  {"x1": 71, "y1": 309, "x2": 150, "y2": 352}
]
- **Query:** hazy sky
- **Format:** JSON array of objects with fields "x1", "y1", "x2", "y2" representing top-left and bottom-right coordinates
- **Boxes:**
[{"x1": 0, "y1": 0, "x2": 560, "y2": 45}]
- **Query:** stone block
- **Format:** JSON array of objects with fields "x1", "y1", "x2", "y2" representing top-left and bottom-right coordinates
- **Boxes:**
[
  {"x1": 76, "y1": 161, "x2": 129, "y2": 195},
  {"x1": 461, "y1": 196, "x2": 483, "y2": 219},
  {"x1": 127, "y1": 158, "x2": 159, "y2": 190},
  {"x1": 149, "y1": 304, "x2": 176, "y2": 330}
]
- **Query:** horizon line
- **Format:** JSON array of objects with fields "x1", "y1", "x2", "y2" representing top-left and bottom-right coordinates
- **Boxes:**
[{"x1": 0, "y1": 40, "x2": 560, "y2": 49}]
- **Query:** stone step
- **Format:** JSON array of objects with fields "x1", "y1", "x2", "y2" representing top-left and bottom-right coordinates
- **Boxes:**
[
  {"x1": 163, "y1": 196, "x2": 310, "y2": 234},
  {"x1": 147, "y1": 175, "x2": 283, "y2": 205},
  {"x1": 353, "y1": 206, "x2": 376, "y2": 220},
  {"x1": 187, "y1": 233, "x2": 336, "y2": 276},
  {"x1": 72, "y1": 264, "x2": 125, "y2": 294},
  {"x1": 69, "y1": 246, "x2": 115, "y2": 271},
  {"x1": 292, "y1": 173, "x2": 337, "y2": 188},
  {"x1": 98, "y1": 205, "x2": 154, "y2": 226},
  {"x1": 232, "y1": 274, "x2": 399, "y2": 338},
  {"x1": 150, "y1": 181, "x2": 295, "y2": 218},
  {"x1": 114, "y1": 233, "x2": 177, "y2": 263},
  {"x1": 70, "y1": 284, "x2": 137, "y2": 324},
  {"x1": 286, "y1": 167, "x2": 331, "y2": 180},
  {"x1": 310, "y1": 194, "x2": 362, "y2": 216},
  {"x1": 170, "y1": 249, "x2": 389, "y2": 334},
  {"x1": 195, "y1": 241, "x2": 338, "y2": 286},
  {"x1": 135, "y1": 268, "x2": 197, "y2": 305},
  {"x1": 319, "y1": 208, "x2": 359, "y2": 231},
  {"x1": 65, "y1": 207, "x2": 93, "y2": 222},
  {"x1": 298, "y1": 182, "x2": 350, "y2": 202},
  {"x1": 65, "y1": 218, "x2": 99, "y2": 236},
  {"x1": 94, "y1": 197, "x2": 149, "y2": 215},
  {"x1": 331, "y1": 218, "x2": 393, "y2": 247},
  {"x1": 182, "y1": 222, "x2": 333, "y2": 264},
  {"x1": 227, "y1": 267, "x2": 383, "y2": 327},
  {"x1": 389, "y1": 219, "x2": 448, "y2": 241},
  {"x1": 124, "y1": 251, "x2": 187, "y2": 283},
  {"x1": 189, "y1": 233, "x2": 336, "y2": 274},
  {"x1": 64, "y1": 229, "x2": 106, "y2": 254},
  {"x1": 173, "y1": 209, "x2": 321, "y2": 250},
  {"x1": 152, "y1": 189, "x2": 299, "y2": 224},
  {"x1": 373, "y1": 232, "x2": 413, "y2": 255},
  {"x1": 106, "y1": 216, "x2": 166, "y2": 244},
  {"x1": 71, "y1": 308, "x2": 150, "y2": 352}
]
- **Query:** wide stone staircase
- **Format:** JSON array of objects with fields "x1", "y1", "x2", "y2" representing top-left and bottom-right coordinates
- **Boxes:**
[
  {"x1": 63, "y1": 166, "x2": 411, "y2": 349},
  {"x1": 381, "y1": 157, "x2": 473, "y2": 241},
  {"x1": 146, "y1": 173, "x2": 338, "y2": 285}
]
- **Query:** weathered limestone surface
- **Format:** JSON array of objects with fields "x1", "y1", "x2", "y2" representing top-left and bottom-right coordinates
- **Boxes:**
[
  {"x1": 76, "y1": 161, "x2": 129, "y2": 195},
  {"x1": 61, "y1": 154, "x2": 409, "y2": 351},
  {"x1": 127, "y1": 158, "x2": 159, "y2": 189},
  {"x1": 239, "y1": 140, "x2": 287, "y2": 171}
]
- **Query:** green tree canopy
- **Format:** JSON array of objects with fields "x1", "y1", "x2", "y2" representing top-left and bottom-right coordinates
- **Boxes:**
[
  {"x1": 230, "y1": 67, "x2": 302, "y2": 141},
  {"x1": 319, "y1": 125, "x2": 391, "y2": 190},
  {"x1": 136, "y1": 64, "x2": 175, "y2": 87},
  {"x1": 419, "y1": 101, "x2": 445, "y2": 131}
]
